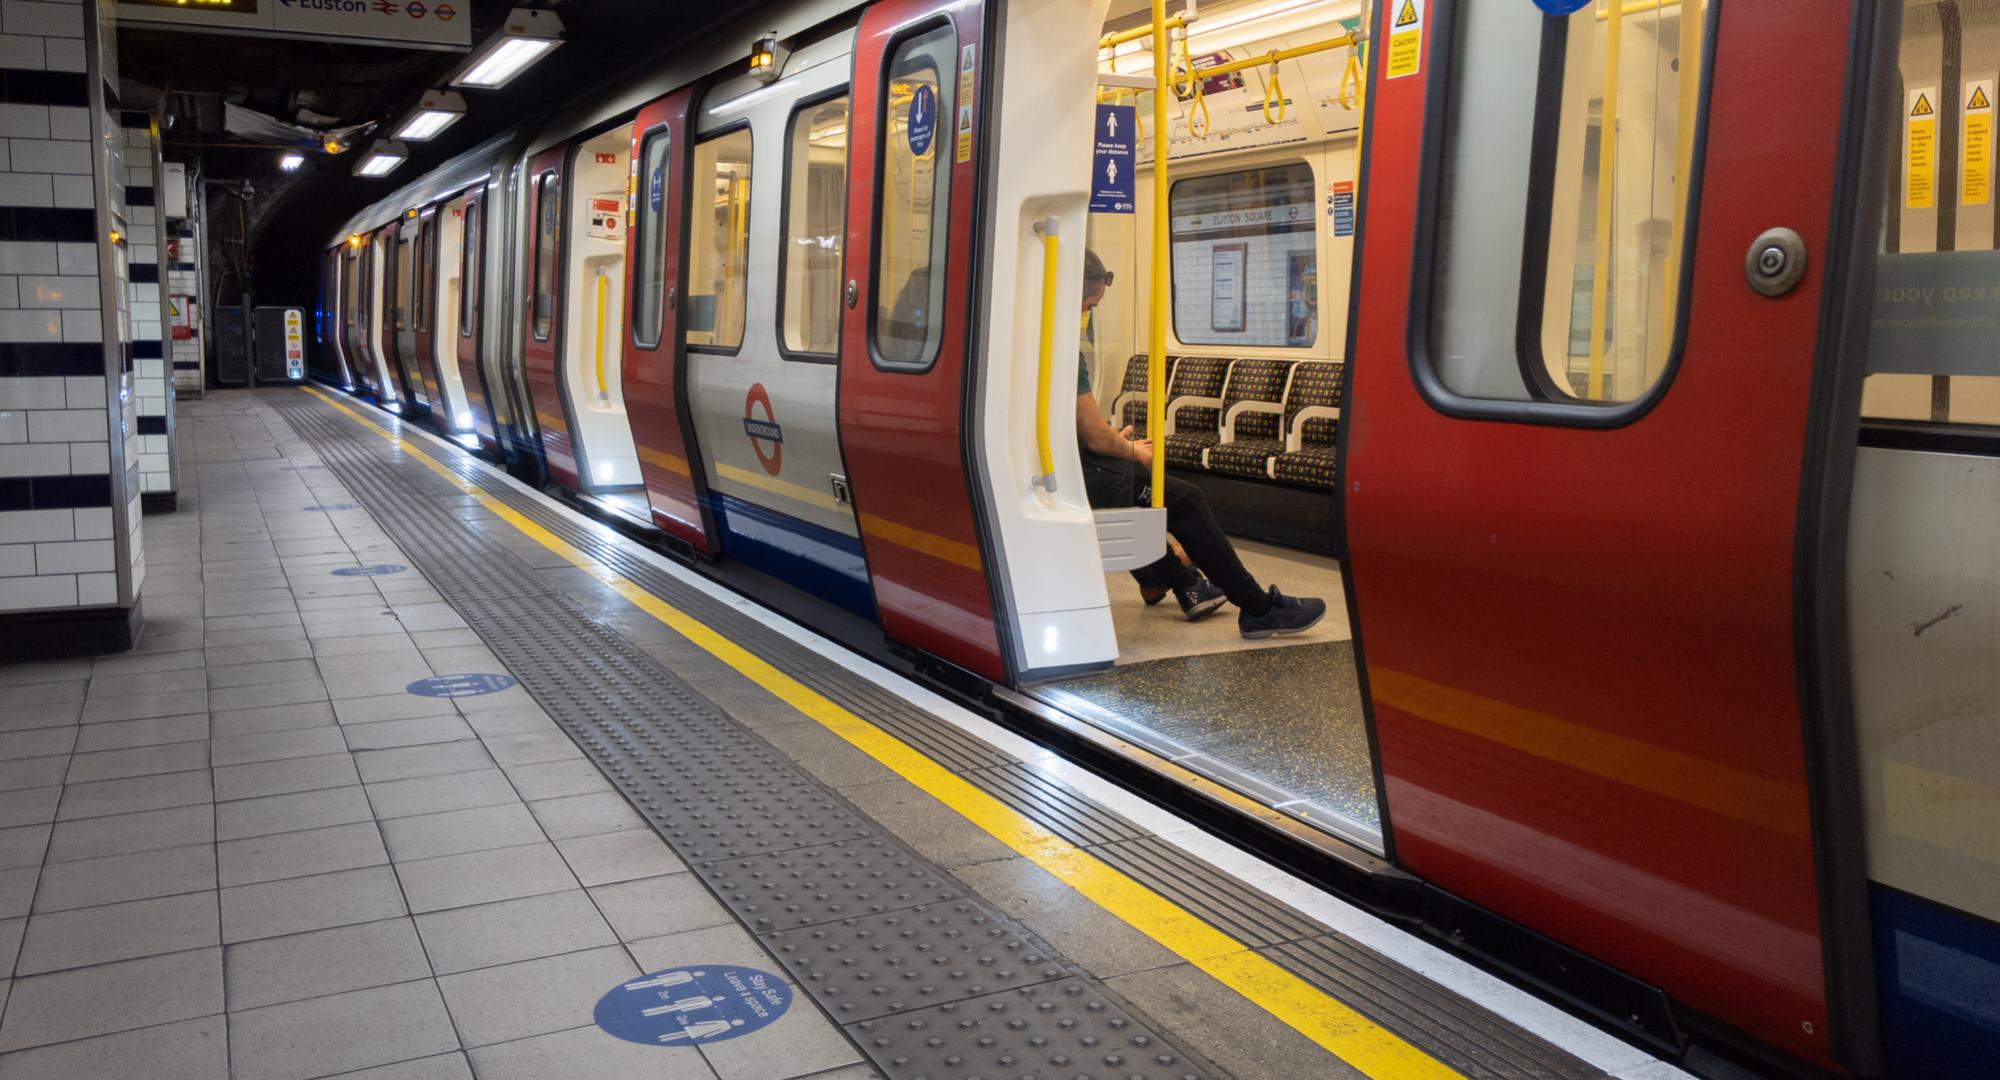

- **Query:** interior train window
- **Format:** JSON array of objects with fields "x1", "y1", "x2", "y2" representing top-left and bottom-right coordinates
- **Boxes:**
[
  {"x1": 688, "y1": 127, "x2": 753, "y2": 351},
  {"x1": 872, "y1": 24, "x2": 957, "y2": 370},
  {"x1": 1425, "y1": 0, "x2": 1711, "y2": 408},
  {"x1": 532, "y1": 173, "x2": 560, "y2": 341},
  {"x1": 459, "y1": 202, "x2": 479, "y2": 338},
  {"x1": 632, "y1": 129, "x2": 671, "y2": 348},
  {"x1": 1169, "y1": 164, "x2": 1319, "y2": 349},
  {"x1": 782, "y1": 93, "x2": 850, "y2": 357},
  {"x1": 1861, "y1": 2, "x2": 2000, "y2": 429}
]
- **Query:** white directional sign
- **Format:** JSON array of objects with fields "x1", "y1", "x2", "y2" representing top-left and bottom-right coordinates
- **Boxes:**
[{"x1": 115, "y1": 0, "x2": 471, "y2": 51}]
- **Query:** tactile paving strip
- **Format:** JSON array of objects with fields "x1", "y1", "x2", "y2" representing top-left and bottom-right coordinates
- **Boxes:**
[
  {"x1": 698, "y1": 838, "x2": 966, "y2": 934},
  {"x1": 852, "y1": 979, "x2": 1209, "y2": 1080},
  {"x1": 273, "y1": 395, "x2": 1227, "y2": 1080}
]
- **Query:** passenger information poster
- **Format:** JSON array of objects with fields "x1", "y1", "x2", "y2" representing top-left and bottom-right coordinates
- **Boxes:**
[{"x1": 1091, "y1": 104, "x2": 1137, "y2": 214}]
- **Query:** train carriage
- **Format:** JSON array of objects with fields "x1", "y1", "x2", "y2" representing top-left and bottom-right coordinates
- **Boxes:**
[{"x1": 312, "y1": 1, "x2": 2000, "y2": 1076}]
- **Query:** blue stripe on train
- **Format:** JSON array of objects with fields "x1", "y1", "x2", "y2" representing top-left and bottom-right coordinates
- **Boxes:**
[
  {"x1": 709, "y1": 492, "x2": 876, "y2": 621},
  {"x1": 1872, "y1": 883, "x2": 2000, "y2": 1080}
]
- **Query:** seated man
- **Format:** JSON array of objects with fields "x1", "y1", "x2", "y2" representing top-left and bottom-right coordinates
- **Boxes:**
[{"x1": 1074, "y1": 250, "x2": 1325, "y2": 639}]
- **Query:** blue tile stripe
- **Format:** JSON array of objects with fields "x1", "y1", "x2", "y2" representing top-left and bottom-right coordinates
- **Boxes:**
[
  {"x1": 0, "y1": 474, "x2": 112, "y2": 512},
  {"x1": 0, "y1": 70, "x2": 88, "y2": 107},
  {"x1": 0, "y1": 208, "x2": 95, "y2": 242},
  {"x1": 130, "y1": 264, "x2": 158, "y2": 283},
  {"x1": 0, "y1": 343, "x2": 107, "y2": 378}
]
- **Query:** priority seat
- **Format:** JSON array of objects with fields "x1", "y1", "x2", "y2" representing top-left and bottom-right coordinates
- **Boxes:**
[
  {"x1": 1111, "y1": 353, "x2": 1177, "y2": 438},
  {"x1": 1160, "y1": 356, "x2": 1231, "y2": 469},
  {"x1": 1203, "y1": 358, "x2": 1297, "y2": 480},
  {"x1": 1269, "y1": 361, "x2": 1344, "y2": 489}
]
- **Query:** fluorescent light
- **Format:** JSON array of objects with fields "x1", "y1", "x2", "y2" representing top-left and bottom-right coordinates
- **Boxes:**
[
  {"x1": 279, "y1": 152, "x2": 305, "y2": 171},
  {"x1": 393, "y1": 91, "x2": 466, "y2": 141},
  {"x1": 353, "y1": 139, "x2": 409, "y2": 178},
  {"x1": 451, "y1": 10, "x2": 564, "y2": 89}
]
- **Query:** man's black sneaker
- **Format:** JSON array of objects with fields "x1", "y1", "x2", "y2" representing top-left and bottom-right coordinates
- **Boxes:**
[
  {"x1": 1175, "y1": 578, "x2": 1227, "y2": 622},
  {"x1": 1238, "y1": 586, "x2": 1326, "y2": 638}
]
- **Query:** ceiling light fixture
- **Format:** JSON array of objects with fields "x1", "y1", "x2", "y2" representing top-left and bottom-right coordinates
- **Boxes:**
[
  {"x1": 393, "y1": 90, "x2": 466, "y2": 141},
  {"x1": 353, "y1": 140, "x2": 409, "y2": 178},
  {"x1": 450, "y1": 9, "x2": 565, "y2": 90},
  {"x1": 279, "y1": 152, "x2": 305, "y2": 171}
]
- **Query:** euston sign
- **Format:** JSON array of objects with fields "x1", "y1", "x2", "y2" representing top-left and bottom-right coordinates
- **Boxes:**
[{"x1": 115, "y1": 0, "x2": 470, "y2": 50}]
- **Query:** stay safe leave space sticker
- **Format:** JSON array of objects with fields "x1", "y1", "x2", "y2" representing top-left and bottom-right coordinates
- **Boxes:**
[{"x1": 594, "y1": 965, "x2": 792, "y2": 1046}]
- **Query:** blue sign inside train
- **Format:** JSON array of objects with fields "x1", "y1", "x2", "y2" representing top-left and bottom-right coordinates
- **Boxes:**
[
  {"x1": 406, "y1": 673, "x2": 517, "y2": 698},
  {"x1": 331, "y1": 564, "x2": 407, "y2": 577},
  {"x1": 649, "y1": 165, "x2": 664, "y2": 213},
  {"x1": 1090, "y1": 104, "x2": 1137, "y2": 214},
  {"x1": 1533, "y1": 0, "x2": 1593, "y2": 13},
  {"x1": 907, "y1": 84, "x2": 937, "y2": 156},
  {"x1": 594, "y1": 965, "x2": 792, "y2": 1046}
]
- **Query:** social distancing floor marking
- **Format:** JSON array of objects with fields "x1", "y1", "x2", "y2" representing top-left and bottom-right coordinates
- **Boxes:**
[{"x1": 299, "y1": 385, "x2": 1462, "y2": 1079}]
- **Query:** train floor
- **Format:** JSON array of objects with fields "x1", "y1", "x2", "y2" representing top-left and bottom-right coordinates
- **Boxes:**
[
  {"x1": 1048, "y1": 542, "x2": 1376, "y2": 839},
  {"x1": 0, "y1": 388, "x2": 1684, "y2": 1080}
]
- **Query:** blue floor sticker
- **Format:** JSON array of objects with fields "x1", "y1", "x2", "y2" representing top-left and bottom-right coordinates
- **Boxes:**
[
  {"x1": 331, "y1": 564, "x2": 408, "y2": 578},
  {"x1": 595, "y1": 966, "x2": 791, "y2": 1046},
  {"x1": 303, "y1": 504, "x2": 358, "y2": 511},
  {"x1": 406, "y1": 673, "x2": 517, "y2": 698}
]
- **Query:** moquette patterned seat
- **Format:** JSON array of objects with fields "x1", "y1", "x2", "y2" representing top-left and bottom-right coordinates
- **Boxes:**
[
  {"x1": 1158, "y1": 356, "x2": 1232, "y2": 470},
  {"x1": 1268, "y1": 361, "x2": 1344, "y2": 490},
  {"x1": 1203, "y1": 359, "x2": 1298, "y2": 480}
]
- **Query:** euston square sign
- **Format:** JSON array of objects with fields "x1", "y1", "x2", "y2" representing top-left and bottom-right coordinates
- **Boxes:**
[{"x1": 115, "y1": 0, "x2": 470, "y2": 50}]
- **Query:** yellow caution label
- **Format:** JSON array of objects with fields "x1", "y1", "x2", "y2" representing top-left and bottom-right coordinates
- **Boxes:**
[
  {"x1": 1965, "y1": 80, "x2": 1992, "y2": 207},
  {"x1": 1386, "y1": 0, "x2": 1423, "y2": 80},
  {"x1": 956, "y1": 43, "x2": 977, "y2": 163},
  {"x1": 1908, "y1": 87, "x2": 1937, "y2": 210}
]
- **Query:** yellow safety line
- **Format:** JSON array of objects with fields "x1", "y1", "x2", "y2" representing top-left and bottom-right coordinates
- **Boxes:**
[{"x1": 298, "y1": 384, "x2": 1462, "y2": 1080}]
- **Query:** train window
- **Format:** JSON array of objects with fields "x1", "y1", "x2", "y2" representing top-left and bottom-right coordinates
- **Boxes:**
[
  {"x1": 688, "y1": 127, "x2": 753, "y2": 352},
  {"x1": 1860, "y1": 2, "x2": 2000, "y2": 429},
  {"x1": 873, "y1": 24, "x2": 957, "y2": 370},
  {"x1": 781, "y1": 93, "x2": 849, "y2": 358},
  {"x1": 394, "y1": 233, "x2": 413, "y2": 332},
  {"x1": 1425, "y1": 0, "x2": 1709, "y2": 409},
  {"x1": 1168, "y1": 164, "x2": 1318, "y2": 349},
  {"x1": 459, "y1": 201, "x2": 479, "y2": 338},
  {"x1": 415, "y1": 221, "x2": 433, "y2": 333},
  {"x1": 532, "y1": 172, "x2": 560, "y2": 341},
  {"x1": 632, "y1": 129, "x2": 671, "y2": 348}
]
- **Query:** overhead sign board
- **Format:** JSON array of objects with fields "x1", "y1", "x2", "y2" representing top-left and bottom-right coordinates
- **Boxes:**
[{"x1": 115, "y1": 0, "x2": 471, "y2": 51}]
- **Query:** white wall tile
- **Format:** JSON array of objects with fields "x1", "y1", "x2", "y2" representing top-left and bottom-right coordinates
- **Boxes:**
[
  {"x1": 25, "y1": 407, "x2": 102, "y2": 442},
  {"x1": 50, "y1": 179, "x2": 89, "y2": 208},
  {"x1": 0, "y1": 573, "x2": 74, "y2": 611},
  {"x1": 17, "y1": 274, "x2": 94, "y2": 308},
  {"x1": 61, "y1": 374, "x2": 103, "y2": 407},
  {"x1": 58, "y1": 309, "x2": 99, "y2": 342},
  {"x1": 40, "y1": 35, "x2": 79, "y2": 72},
  {"x1": 0, "y1": 172, "x2": 53, "y2": 208},
  {"x1": 0, "y1": 102, "x2": 47, "y2": 138},
  {"x1": 47, "y1": 105, "x2": 88, "y2": 141},
  {"x1": 0, "y1": 241, "x2": 56, "y2": 275},
  {"x1": 0, "y1": 542, "x2": 31, "y2": 576},
  {"x1": 0, "y1": 508, "x2": 70, "y2": 543},
  {"x1": 66, "y1": 439, "x2": 105, "y2": 473},
  {"x1": 34, "y1": 537, "x2": 109, "y2": 574},
  {"x1": 0, "y1": 375, "x2": 65, "y2": 408},
  {"x1": 0, "y1": 32, "x2": 42, "y2": 70},
  {"x1": 76, "y1": 570, "x2": 113, "y2": 605},
  {"x1": 53, "y1": 241, "x2": 93, "y2": 276},
  {"x1": 9, "y1": 137, "x2": 89, "y2": 174},
  {"x1": 71, "y1": 506, "x2": 109, "y2": 540},
  {"x1": 0, "y1": 440, "x2": 63, "y2": 475},
  {"x1": 2, "y1": 1, "x2": 83, "y2": 38},
  {"x1": 0, "y1": 410, "x2": 21, "y2": 442}
]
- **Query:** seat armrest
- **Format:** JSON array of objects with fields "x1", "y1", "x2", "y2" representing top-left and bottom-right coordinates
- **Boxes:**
[
  {"x1": 1286, "y1": 405, "x2": 1342, "y2": 452},
  {"x1": 1165, "y1": 395, "x2": 1224, "y2": 435},
  {"x1": 1222, "y1": 400, "x2": 1284, "y2": 442}
]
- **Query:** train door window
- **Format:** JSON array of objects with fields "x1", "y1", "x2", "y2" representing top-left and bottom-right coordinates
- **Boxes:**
[
  {"x1": 460, "y1": 201, "x2": 479, "y2": 338},
  {"x1": 394, "y1": 230, "x2": 414, "y2": 331},
  {"x1": 1861, "y1": 2, "x2": 2000, "y2": 428},
  {"x1": 872, "y1": 24, "x2": 957, "y2": 370},
  {"x1": 1168, "y1": 164, "x2": 1319, "y2": 348},
  {"x1": 532, "y1": 172, "x2": 560, "y2": 341},
  {"x1": 414, "y1": 221, "x2": 430, "y2": 333},
  {"x1": 1424, "y1": 0, "x2": 1710, "y2": 408},
  {"x1": 632, "y1": 129, "x2": 671, "y2": 348},
  {"x1": 687, "y1": 127, "x2": 752, "y2": 351},
  {"x1": 781, "y1": 93, "x2": 850, "y2": 358}
]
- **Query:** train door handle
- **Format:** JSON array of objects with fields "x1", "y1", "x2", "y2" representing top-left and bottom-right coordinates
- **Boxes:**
[
  {"x1": 1746, "y1": 228, "x2": 1807, "y2": 297},
  {"x1": 845, "y1": 279, "x2": 858, "y2": 308},
  {"x1": 666, "y1": 287, "x2": 676, "y2": 308}
]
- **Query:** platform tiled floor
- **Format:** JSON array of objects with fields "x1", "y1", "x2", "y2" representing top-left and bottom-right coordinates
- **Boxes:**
[{"x1": 0, "y1": 402, "x2": 877, "y2": 1080}]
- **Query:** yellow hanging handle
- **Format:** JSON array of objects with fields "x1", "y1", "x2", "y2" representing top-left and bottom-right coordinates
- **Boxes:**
[
  {"x1": 1337, "y1": 49, "x2": 1362, "y2": 111},
  {"x1": 1031, "y1": 219, "x2": 1059, "y2": 492},
  {"x1": 593, "y1": 271, "x2": 608, "y2": 400},
  {"x1": 1178, "y1": 33, "x2": 1210, "y2": 138},
  {"x1": 1262, "y1": 57, "x2": 1286, "y2": 125}
]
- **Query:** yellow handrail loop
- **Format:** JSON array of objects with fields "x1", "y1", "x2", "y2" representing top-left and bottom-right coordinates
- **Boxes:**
[
  {"x1": 1031, "y1": 218, "x2": 1060, "y2": 493},
  {"x1": 1261, "y1": 55, "x2": 1286, "y2": 125}
]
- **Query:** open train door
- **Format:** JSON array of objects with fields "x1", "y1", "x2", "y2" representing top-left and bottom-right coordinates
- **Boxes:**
[
  {"x1": 622, "y1": 88, "x2": 716, "y2": 553},
  {"x1": 454, "y1": 188, "x2": 503, "y2": 457},
  {"x1": 838, "y1": 0, "x2": 1004, "y2": 681},
  {"x1": 521, "y1": 145, "x2": 584, "y2": 490},
  {"x1": 1344, "y1": 0, "x2": 1885, "y2": 1073}
]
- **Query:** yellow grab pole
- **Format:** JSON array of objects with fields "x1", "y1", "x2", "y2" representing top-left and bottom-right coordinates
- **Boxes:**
[
  {"x1": 1585, "y1": 0, "x2": 1623, "y2": 402},
  {"x1": 1658, "y1": 0, "x2": 1701, "y2": 372},
  {"x1": 1100, "y1": 14, "x2": 1184, "y2": 52},
  {"x1": 594, "y1": 271, "x2": 608, "y2": 400},
  {"x1": 1187, "y1": 34, "x2": 1358, "y2": 81},
  {"x1": 1033, "y1": 222, "x2": 1059, "y2": 490},
  {"x1": 1148, "y1": 0, "x2": 1169, "y2": 508}
]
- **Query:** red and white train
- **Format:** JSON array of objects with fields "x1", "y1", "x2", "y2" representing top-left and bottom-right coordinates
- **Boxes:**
[{"x1": 316, "y1": 1, "x2": 1999, "y2": 1076}]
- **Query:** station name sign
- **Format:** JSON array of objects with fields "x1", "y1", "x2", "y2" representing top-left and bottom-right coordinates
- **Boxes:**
[{"x1": 115, "y1": 0, "x2": 470, "y2": 51}]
